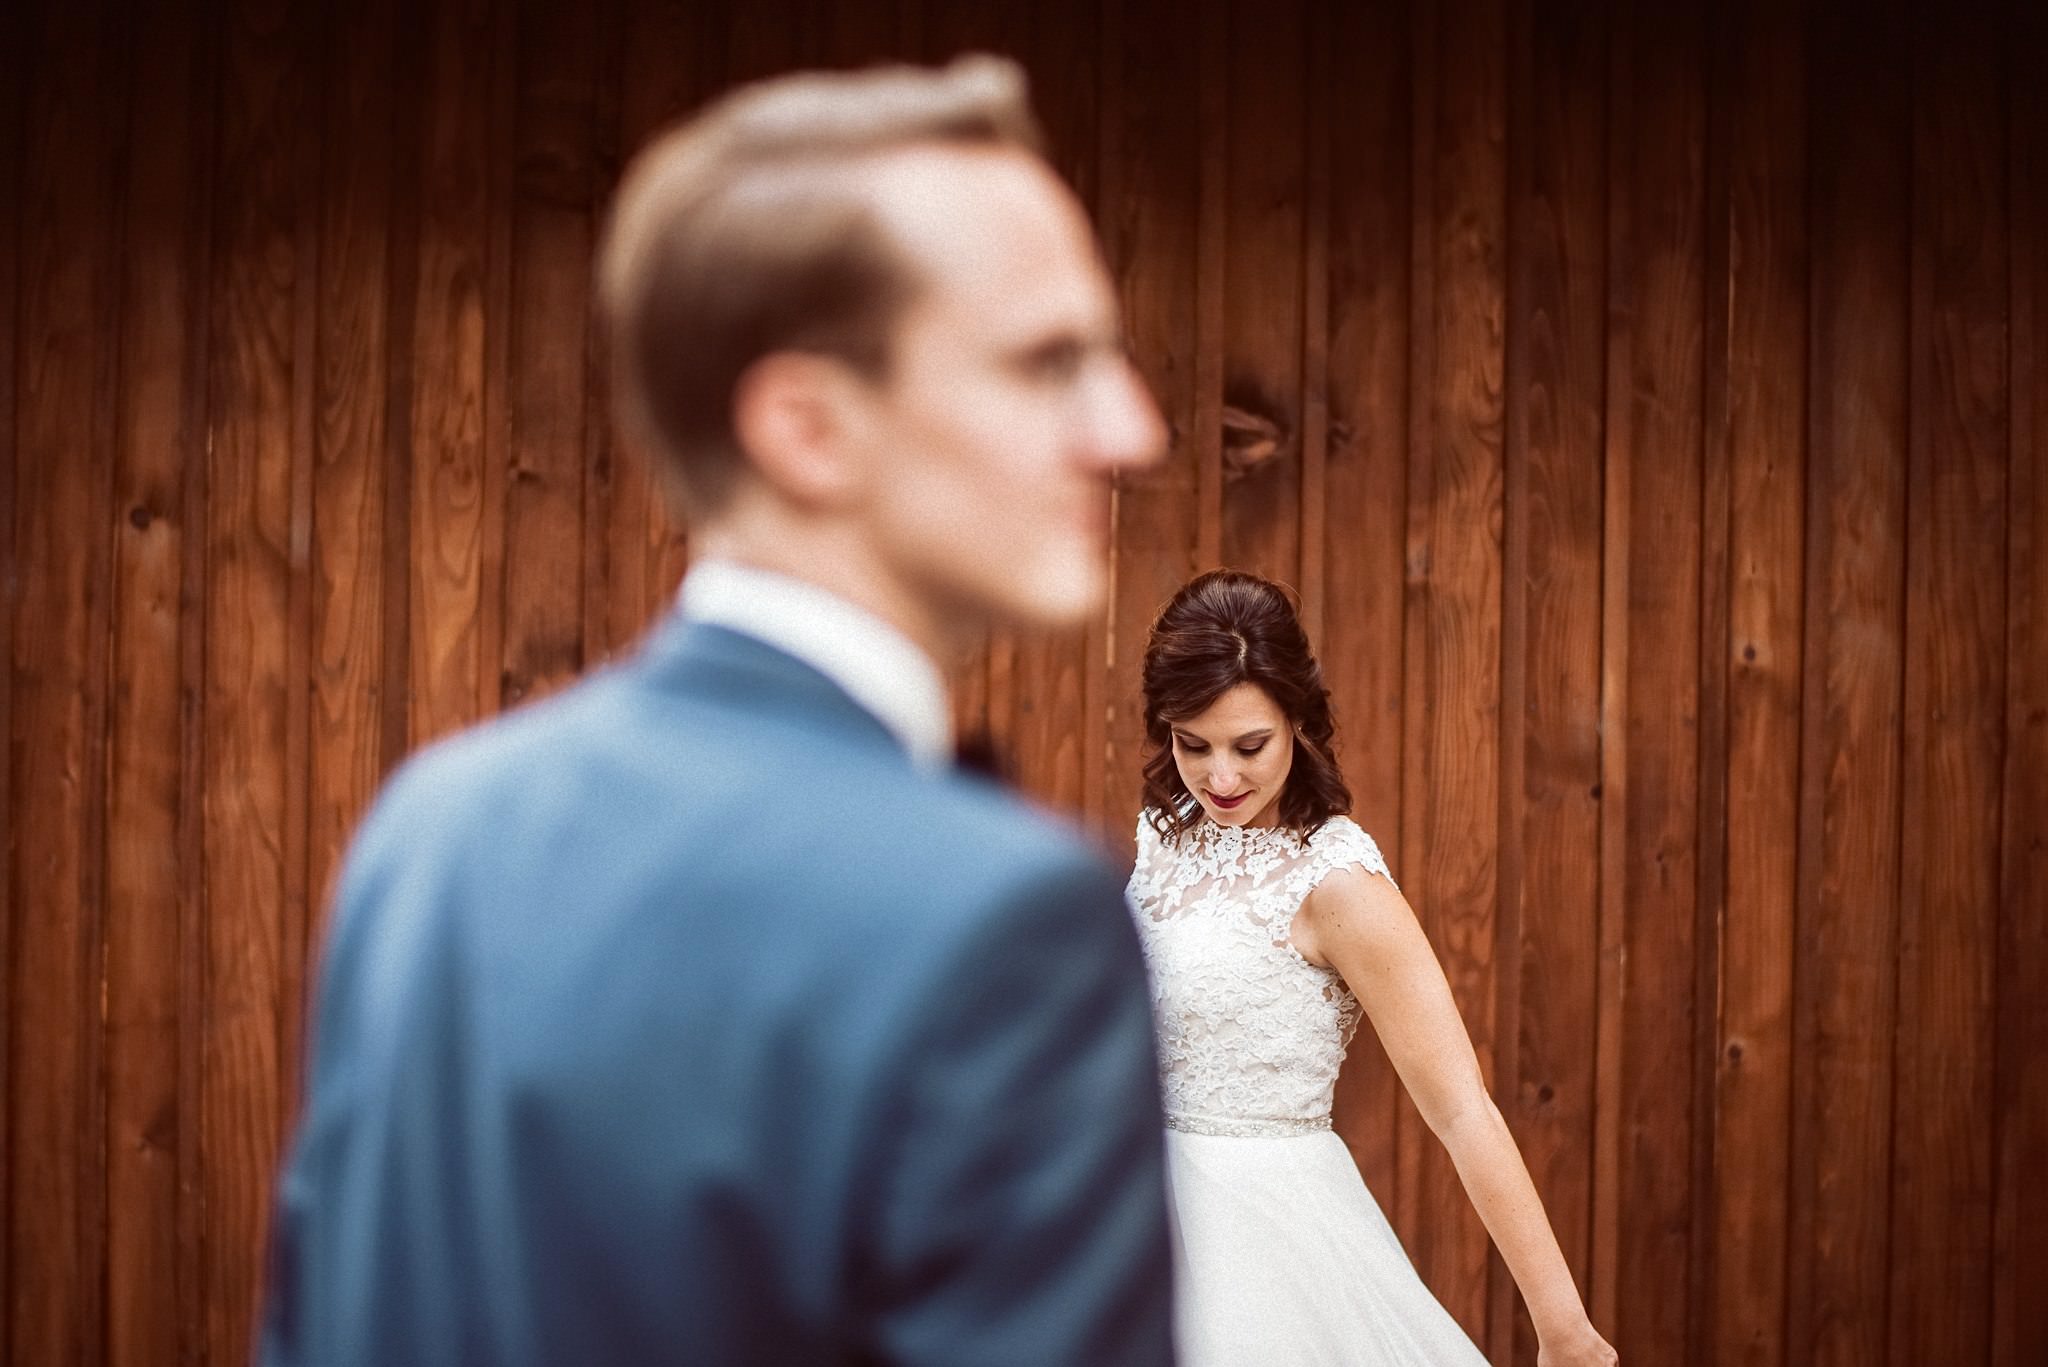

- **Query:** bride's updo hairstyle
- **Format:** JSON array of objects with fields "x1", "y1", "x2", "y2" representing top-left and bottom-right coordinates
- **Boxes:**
[{"x1": 1140, "y1": 568, "x2": 1351, "y2": 842}]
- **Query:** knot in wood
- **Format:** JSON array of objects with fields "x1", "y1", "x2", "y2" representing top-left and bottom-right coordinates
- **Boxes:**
[{"x1": 1221, "y1": 403, "x2": 1287, "y2": 480}]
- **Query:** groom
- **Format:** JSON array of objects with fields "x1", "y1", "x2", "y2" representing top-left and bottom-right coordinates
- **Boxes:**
[{"x1": 260, "y1": 56, "x2": 1174, "y2": 1366}]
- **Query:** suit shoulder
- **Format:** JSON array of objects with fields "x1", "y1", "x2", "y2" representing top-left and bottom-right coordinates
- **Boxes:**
[
  {"x1": 910, "y1": 775, "x2": 1106, "y2": 881},
  {"x1": 828, "y1": 776, "x2": 1125, "y2": 953},
  {"x1": 344, "y1": 671, "x2": 649, "y2": 866}
]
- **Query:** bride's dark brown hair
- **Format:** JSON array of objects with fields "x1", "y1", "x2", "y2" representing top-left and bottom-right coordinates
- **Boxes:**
[{"x1": 1140, "y1": 568, "x2": 1351, "y2": 842}]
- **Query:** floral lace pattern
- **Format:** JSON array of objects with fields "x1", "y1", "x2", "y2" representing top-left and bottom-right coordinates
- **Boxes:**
[{"x1": 1126, "y1": 812, "x2": 1397, "y2": 1138}]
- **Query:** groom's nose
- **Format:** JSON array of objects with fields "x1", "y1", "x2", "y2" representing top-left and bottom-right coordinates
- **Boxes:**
[{"x1": 1076, "y1": 355, "x2": 1165, "y2": 474}]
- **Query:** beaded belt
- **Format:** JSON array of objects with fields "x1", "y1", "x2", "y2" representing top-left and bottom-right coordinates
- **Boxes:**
[{"x1": 1164, "y1": 1112, "x2": 1333, "y2": 1138}]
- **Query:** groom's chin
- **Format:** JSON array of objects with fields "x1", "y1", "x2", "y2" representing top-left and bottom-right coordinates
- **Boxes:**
[{"x1": 997, "y1": 551, "x2": 1109, "y2": 629}]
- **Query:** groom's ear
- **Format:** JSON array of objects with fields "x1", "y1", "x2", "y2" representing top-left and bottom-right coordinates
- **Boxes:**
[{"x1": 730, "y1": 351, "x2": 870, "y2": 509}]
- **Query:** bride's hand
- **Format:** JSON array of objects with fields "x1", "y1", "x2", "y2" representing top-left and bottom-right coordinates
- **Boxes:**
[{"x1": 1537, "y1": 1322, "x2": 1617, "y2": 1367}]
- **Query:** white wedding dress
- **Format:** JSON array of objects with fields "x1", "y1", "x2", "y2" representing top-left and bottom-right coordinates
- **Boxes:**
[{"x1": 1126, "y1": 812, "x2": 1489, "y2": 1366}]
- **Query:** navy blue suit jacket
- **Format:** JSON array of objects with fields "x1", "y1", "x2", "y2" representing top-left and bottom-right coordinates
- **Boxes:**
[{"x1": 260, "y1": 617, "x2": 1175, "y2": 1365}]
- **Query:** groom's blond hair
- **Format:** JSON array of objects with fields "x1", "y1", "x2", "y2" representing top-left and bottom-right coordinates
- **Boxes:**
[{"x1": 599, "y1": 56, "x2": 1045, "y2": 515}]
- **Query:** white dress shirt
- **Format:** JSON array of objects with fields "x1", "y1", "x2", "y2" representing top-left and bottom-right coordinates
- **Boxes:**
[{"x1": 679, "y1": 558, "x2": 954, "y2": 772}]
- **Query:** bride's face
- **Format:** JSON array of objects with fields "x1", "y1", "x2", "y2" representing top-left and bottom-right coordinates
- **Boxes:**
[{"x1": 1168, "y1": 682, "x2": 1296, "y2": 828}]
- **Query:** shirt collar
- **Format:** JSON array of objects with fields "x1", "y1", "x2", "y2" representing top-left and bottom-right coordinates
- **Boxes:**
[{"x1": 678, "y1": 558, "x2": 954, "y2": 771}]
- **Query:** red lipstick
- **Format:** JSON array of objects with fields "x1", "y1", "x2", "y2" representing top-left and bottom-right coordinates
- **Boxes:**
[{"x1": 1205, "y1": 789, "x2": 1250, "y2": 811}]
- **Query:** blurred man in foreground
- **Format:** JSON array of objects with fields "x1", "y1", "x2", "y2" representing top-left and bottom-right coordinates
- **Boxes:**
[{"x1": 260, "y1": 55, "x2": 1173, "y2": 1367}]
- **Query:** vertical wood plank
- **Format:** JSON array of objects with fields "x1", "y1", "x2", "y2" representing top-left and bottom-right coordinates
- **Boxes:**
[
  {"x1": 727, "y1": 0, "x2": 818, "y2": 82},
  {"x1": 476, "y1": 0, "x2": 517, "y2": 722},
  {"x1": 1194, "y1": 0, "x2": 1227, "y2": 574},
  {"x1": 1611, "y1": 2, "x2": 1708, "y2": 1362},
  {"x1": 0, "y1": 0, "x2": 27, "y2": 1350},
  {"x1": 8, "y1": 3, "x2": 121, "y2": 1362},
  {"x1": 606, "y1": 0, "x2": 705, "y2": 653},
  {"x1": 1689, "y1": 3, "x2": 1732, "y2": 1355},
  {"x1": 1787, "y1": 2, "x2": 1911, "y2": 1363},
  {"x1": 581, "y1": 2, "x2": 623, "y2": 676},
  {"x1": 409, "y1": 0, "x2": 500, "y2": 747},
  {"x1": 1992, "y1": 7, "x2": 2048, "y2": 1361},
  {"x1": 308, "y1": 0, "x2": 397, "y2": 928},
  {"x1": 1296, "y1": 1, "x2": 1330, "y2": 648},
  {"x1": 1100, "y1": 0, "x2": 1201, "y2": 845},
  {"x1": 1398, "y1": 0, "x2": 1441, "y2": 1267},
  {"x1": 501, "y1": 0, "x2": 601, "y2": 710},
  {"x1": 1890, "y1": 2, "x2": 2008, "y2": 1361},
  {"x1": 104, "y1": 4, "x2": 208, "y2": 1363},
  {"x1": 1217, "y1": 0, "x2": 1305, "y2": 587},
  {"x1": 1710, "y1": 2, "x2": 1807, "y2": 1364},
  {"x1": 815, "y1": 0, "x2": 914, "y2": 66},
  {"x1": 279, "y1": 0, "x2": 323, "y2": 1139},
  {"x1": 175, "y1": 17, "x2": 222, "y2": 1363},
  {"x1": 1405, "y1": 0, "x2": 1508, "y2": 1336},
  {"x1": 202, "y1": 0, "x2": 312, "y2": 1356},
  {"x1": 1497, "y1": 0, "x2": 1607, "y2": 1358},
  {"x1": 996, "y1": 0, "x2": 1102, "y2": 825},
  {"x1": 1590, "y1": 0, "x2": 1632, "y2": 1329},
  {"x1": 375, "y1": 4, "x2": 422, "y2": 781},
  {"x1": 1324, "y1": 0, "x2": 1412, "y2": 1215}
]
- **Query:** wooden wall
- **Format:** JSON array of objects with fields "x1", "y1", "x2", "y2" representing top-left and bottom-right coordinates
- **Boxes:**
[{"x1": 3, "y1": 1, "x2": 2043, "y2": 1364}]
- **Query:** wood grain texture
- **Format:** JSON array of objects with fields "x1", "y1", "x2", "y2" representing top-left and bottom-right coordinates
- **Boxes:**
[
  {"x1": 1611, "y1": 3, "x2": 1708, "y2": 1362},
  {"x1": 104, "y1": 5, "x2": 207, "y2": 1363},
  {"x1": 1194, "y1": 0, "x2": 1227, "y2": 574},
  {"x1": 1710, "y1": 2, "x2": 1807, "y2": 1364},
  {"x1": 1890, "y1": 2, "x2": 2007, "y2": 1361},
  {"x1": 408, "y1": 0, "x2": 499, "y2": 747},
  {"x1": 175, "y1": 22, "x2": 223, "y2": 1367},
  {"x1": 1324, "y1": 0, "x2": 1411, "y2": 1221},
  {"x1": 1396, "y1": 0, "x2": 1441, "y2": 1268},
  {"x1": 1992, "y1": 8, "x2": 2048, "y2": 1361},
  {"x1": 201, "y1": 0, "x2": 309, "y2": 1354},
  {"x1": 374, "y1": 2, "x2": 422, "y2": 780},
  {"x1": 1000, "y1": 0, "x2": 1102, "y2": 823},
  {"x1": 308, "y1": 0, "x2": 396, "y2": 945},
  {"x1": 8, "y1": 4, "x2": 120, "y2": 1363},
  {"x1": 1590, "y1": 0, "x2": 1631, "y2": 1331},
  {"x1": 605, "y1": 0, "x2": 702, "y2": 653},
  {"x1": 1789, "y1": 3, "x2": 1911, "y2": 1364},
  {"x1": 1099, "y1": 0, "x2": 1202, "y2": 845},
  {"x1": 502, "y1": 0, "x2": 601, "y2": 712},
  {"x1": 1404, "y1": 0, "x2": 1507, "y2": 1337},
  {"x1": 0, "y1": 0, "x2": 22, "y2": 1346},
  {"x1": 1218, "y1": 0, "x2": 1306, "y2": 587},
  {"x1": 1496, "y1": 0, "x2": 1606, "y2": 1358},
  {"x1": 580, "y1": 2, "x2": 622, "y2": 677}
]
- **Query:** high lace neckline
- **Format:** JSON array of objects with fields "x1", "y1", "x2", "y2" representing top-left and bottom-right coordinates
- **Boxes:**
[{"x1": 1177, "y1": 816, "x2": 1315, "y2": 852}]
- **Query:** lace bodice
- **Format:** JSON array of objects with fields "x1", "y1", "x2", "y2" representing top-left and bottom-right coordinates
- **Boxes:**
[{"x1": 1126, "y1": 811, "x2": 1397, "y2": 1138}]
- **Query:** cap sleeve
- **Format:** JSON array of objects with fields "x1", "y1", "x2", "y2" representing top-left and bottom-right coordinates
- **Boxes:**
[{"x1": 1304, "y1": 817, "x2": 1397, "y2": 893}]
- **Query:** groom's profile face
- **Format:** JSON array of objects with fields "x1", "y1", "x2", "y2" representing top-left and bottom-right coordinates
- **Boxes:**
[{"x1": 844, "y1": 146, "x2": 1165, "y2": 632}]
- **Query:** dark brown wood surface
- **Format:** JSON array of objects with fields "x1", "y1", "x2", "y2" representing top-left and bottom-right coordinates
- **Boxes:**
[{"x1": 3, "y1": 1, "x2": 2044, "y2": 1363}]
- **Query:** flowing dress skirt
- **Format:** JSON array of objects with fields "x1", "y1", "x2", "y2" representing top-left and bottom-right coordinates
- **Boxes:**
[{"x1": 1165, "y1": 1128, "x2": 1490, "y2": 1366}]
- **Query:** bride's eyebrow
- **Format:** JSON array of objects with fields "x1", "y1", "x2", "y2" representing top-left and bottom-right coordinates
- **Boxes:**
[{"x1": 1173, "y1": 727, "x2": 1272, "y2": 745}]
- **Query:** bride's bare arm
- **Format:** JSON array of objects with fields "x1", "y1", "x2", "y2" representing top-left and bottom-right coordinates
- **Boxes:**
[{"x1": 1294, "y1": 867, "x2": 1616, "y2": 1367}]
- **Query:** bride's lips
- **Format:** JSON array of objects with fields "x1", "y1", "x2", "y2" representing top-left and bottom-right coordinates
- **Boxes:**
[{"x1": 1205, "y1": 789, "x2": 1251, "y2": 811}]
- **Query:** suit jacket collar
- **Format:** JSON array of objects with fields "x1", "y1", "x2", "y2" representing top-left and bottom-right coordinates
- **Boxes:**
[
  {"x1": 677, "y1": 560, "x2": 953, "y2": 771},
  {"x1": 632, "y1": 613, "x2": 912, "y2": 761}
]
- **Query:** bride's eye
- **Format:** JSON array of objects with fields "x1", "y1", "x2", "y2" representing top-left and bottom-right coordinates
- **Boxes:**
[
  {"x1": 1177, "y1": 738, "x2": 1209, "y2": 754},
  {"x1": 1236, "y1": 742, "x2": 1265, "y2": 757}
]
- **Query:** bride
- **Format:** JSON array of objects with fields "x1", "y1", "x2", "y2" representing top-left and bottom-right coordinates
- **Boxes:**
[{"x1": 1127, "y1": 569, "x2": 1616, "y2": 1367}]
